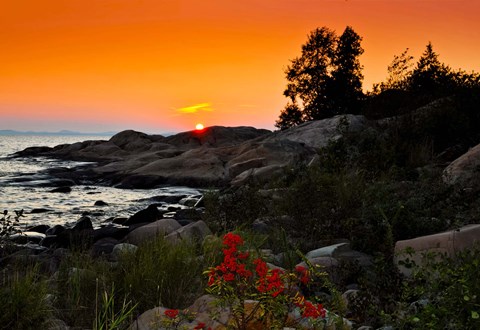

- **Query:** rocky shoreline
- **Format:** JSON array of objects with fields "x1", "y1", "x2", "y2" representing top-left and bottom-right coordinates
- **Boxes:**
[{"x1": 11, "y1": 115, "x2": 367, "y2": 189}]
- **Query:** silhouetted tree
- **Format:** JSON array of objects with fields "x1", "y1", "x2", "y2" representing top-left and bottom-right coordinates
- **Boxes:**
[
  {"x1": 410, "y1": 42, "x2": 451, "y2": 96},
  {"x1": 282, "y1": 27, "x2": 336, "y2": 122},
  {"x1": 329, "y1": 26, "x2": 364, "y2": 115},
  {"x1": 276, "y1": 26, "x2": 364, "y2": 129},
  {"x1": 374, "y1": 48, "x2": 414, "y2": 92},
  {"x1": 275, "y1": 102, "x2": 304, "y2": 130}
]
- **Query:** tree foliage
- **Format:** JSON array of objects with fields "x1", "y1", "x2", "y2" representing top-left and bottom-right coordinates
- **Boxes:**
[
  {"x1": 409, "y1": 42, "x2": 452, "y2": 95},
  {"x1": 374, "y1": 48, "x2": 414, "y2": 92},
  {"x1": 276, "y1": 26, "x2": 364, "y2": 130}
]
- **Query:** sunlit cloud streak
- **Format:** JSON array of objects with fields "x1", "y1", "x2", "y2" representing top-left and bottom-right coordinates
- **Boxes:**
[{"x1": 176, "y1": 103, "x2": 213, "y2": 114}]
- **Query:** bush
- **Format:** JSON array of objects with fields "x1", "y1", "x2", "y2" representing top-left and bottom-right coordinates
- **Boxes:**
[
  {"x1": 114, "y1": 235, "x2": 206, "y2": 311},
  {"x1": 202, "y1": 186, "x2": 268, "y2": 233},
  {"x1": 0, "y1": 265, "x2": 52, "y2": 330},
  {"x1": 53, "y1": 235, "x2": 208, "y2": 328},
  {"x1": 398, "y1": 247, "x2": 480, "y2": 329}
]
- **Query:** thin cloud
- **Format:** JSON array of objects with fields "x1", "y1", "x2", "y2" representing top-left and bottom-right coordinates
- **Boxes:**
[{"x1": 176, "y1": 103, "x2": 213, "y2": 114}]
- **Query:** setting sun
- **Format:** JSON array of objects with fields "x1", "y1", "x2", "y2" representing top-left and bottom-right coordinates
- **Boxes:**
[{"x1": 195, "y1": 123, "x2": 204, "y2": 130}]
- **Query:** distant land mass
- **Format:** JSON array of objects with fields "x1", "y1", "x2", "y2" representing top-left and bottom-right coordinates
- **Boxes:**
[
  {"x1": 0, "y1": 129, "x2": 118, "y2": 137},
  {"x1": 0, "y1": 129, "x2": 176, "y2": 137}
]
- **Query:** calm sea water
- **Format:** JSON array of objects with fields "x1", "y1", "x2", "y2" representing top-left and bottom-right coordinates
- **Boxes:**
[{"x1": 0, "y1": 135, "x2": 201, "y2": 228}]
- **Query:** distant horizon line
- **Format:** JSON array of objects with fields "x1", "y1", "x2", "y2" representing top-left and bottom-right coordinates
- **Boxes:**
[{"x1": 0, "y1": 129, "x2": 182, "y2": 137}]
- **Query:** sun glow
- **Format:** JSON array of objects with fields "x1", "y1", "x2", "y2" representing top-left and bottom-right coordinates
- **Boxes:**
[{"x1": 195, "y1": 123, "x2": 204, "y2": 130}]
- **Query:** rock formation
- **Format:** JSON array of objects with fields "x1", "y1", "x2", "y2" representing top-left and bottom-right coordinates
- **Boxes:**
[{"x1": 13, "y1": 115, "x2": 368, "y2": 188}]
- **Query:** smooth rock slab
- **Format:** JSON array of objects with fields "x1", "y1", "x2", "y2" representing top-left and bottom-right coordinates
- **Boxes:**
[{"x1": 395, "y1": 224, "x2": 480, "y2": 276}]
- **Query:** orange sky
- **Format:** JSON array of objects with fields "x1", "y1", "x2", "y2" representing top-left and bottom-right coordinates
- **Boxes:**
[{"x1": 1, "y1": 0, "x2": 479, "y2": 133}]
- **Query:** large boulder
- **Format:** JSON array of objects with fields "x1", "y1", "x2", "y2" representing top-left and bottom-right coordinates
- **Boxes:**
[
  {"x1": 125, "y1": 219, "x2": 181, "y2": 245},
  {"x1": 164, "y1": 220, "x2": 212, "y2": 244},
  {"x1": 265, "y1": 114, "x2": 367, "y2": 149},
  {"x1": 124, "y1": 205, "x2": 163, "y2": 226},
  {"x1": 305, "y1": 242, "x2": 372, "y2": 267},
  {"x1": 443, "y1": 143, "x2": 480, "y2": 191},
  {"x1": 395, "y1": 224, "x2": 480, "y2": 276}
]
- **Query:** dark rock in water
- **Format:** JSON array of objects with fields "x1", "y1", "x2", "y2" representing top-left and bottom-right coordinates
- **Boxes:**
[
  {"x1": 161, "y1": 195, "x2": 187, "y2": 204},
  {"x1": 49, "y1": 186, "x2": 72, "y2": 193},
  {"x1": 93, "y1": 225, "x2": 129, "y2": 241},
  {"x1": 118, "y1": 174, "x2": 166, "y2": 189},
  {"x1": 40, "y1": 217, "x2": 95, "y2": 249},
  {"x1": 173, "y1": 208, "x2": 203, "y2": 221},
  {"x1": 45, "y1": 179, "x2": 76, "y2": 187},
  {"x1": 45, "y1": 225, "x2": 65, "y2": 236},
  {"x1": 27, "y1": 224, "x2": 50, "y2": 234},
  {"x1": 168, "y1": 206, "x2": 181, "y2": 211},
  {"x1": 124, "y1": 204, "x2": 162, "y2": 226},
  {"x1": 73, "y1": 216, "x2": 93, "y2": 231},
  {"x1": 112, "y1": 217, "x2": 128, "y2": 225},
  {"x1": 30, "y1": 208, "x2": 52, "y2": 214},
  {"x1": 91, "y1": 237, "x2": 119, "y2": 257},
  {"x1": 94, "y1": 200, "x2": 109, "y2": 206}
]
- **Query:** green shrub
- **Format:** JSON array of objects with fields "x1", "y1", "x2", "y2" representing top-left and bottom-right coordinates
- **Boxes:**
[
  {"x1": 202, "y1": 186, "x2": 268, "y2": 233},
  {"x1": 398, "y1": 247, "x2": 480, "y2": 329},
  {"x1": 55, "y1": 252, "x2": 112, "y2": 327},
  {"x1": 114, "y1": 235, "x2": 206, "y2": 311},
  {"x1": 0, "y1": 265, "x2": 52, "y2": 330}
]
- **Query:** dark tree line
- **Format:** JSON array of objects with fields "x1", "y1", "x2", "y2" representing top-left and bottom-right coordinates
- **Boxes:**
[
  {"x1": 276, "y1": 26, "x2": 364, "y2": 130},
  {"x1": 277, "y1": 26, "x2": 480, "y2": 129}
]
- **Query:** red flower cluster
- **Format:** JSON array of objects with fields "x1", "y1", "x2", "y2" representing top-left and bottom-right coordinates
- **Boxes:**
[
  {"x1": 207, "y1": 232, "x2": 327, "y2": 327},
  {"x1": 254, "y1": 258, "x2": 285, "y2": 297},
  {"x1": 208, "y1": 232, "x2": 253, "y2": 286},
  {"x1": 299, "y1": 300, "x2": 326, "y2": 319},
  {"x1": 194, "y1": 322, "x2": 212, "y2": 330},
  {"x1": 164, "y1": 309, "x2": 179, "y2": 319},
  {"x1": 295, "y1": 265, "x2": 310, "y2": 284}
]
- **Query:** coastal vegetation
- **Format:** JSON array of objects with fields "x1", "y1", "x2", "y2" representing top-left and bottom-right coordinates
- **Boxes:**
[{"x1": 1, "y1": 25, "x2": 480, "y2": 329}]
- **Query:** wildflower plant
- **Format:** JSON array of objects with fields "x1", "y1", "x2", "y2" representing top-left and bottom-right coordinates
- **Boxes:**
[{"x1": 204, "y1": 232, "x2": 329, "y2": 329}]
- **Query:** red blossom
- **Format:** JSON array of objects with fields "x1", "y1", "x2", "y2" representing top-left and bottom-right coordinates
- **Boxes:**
[
  {"x1": 295, "y1": 265, "x2": 310, "y2": 284},
  {"x1": 301, "y1": 301, "x2": 326, "y2": 319},
  {"x1": 237, "y1": 251, "x2": 249, "y2": 260},
  {"x1": 253, "y1": 258, "x2": 268, "y2": 277},
  {"x1": 255, "y1": 266, "x2": 285, "y2": 296},
  {"x1": 194, "y1": 322, "x2": 211, "y2": 330},
  {"x1": 164, "y1": 309, "x2": 179, "y2": 319},
  {"x1": 223, "y1": 272, "x2": 235, "y2": 282},
  {"x1": 222, "y1": 232, "x2": 243, "y2": 248}
]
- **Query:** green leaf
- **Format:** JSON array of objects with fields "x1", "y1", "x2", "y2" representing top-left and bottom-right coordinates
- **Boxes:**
[
  {"x1": 464, "y1": 295, "x2": 471, "y2": 301},
  {"x1": 472, "y1": 311, "x2": 479, "y2": 319}
]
